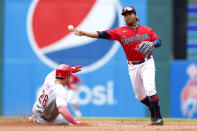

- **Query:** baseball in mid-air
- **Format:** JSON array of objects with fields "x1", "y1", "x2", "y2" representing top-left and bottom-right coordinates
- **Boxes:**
[{"x1": 68, "y1": 25, "x2": 74, "y2": 31}]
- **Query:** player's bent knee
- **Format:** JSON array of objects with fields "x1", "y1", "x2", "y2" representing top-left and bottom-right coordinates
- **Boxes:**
[{"x1": 135, "y1": 94, "x2": 146, "y2": 101}]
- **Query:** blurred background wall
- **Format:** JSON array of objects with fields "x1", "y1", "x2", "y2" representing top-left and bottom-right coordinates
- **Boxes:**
[
  {"x1": 0, "y1": 0, "x2": 196, "y2": 118},
  {"x1": 0, "y1": 0, "x2": 3, "y2": 116},
  {"x1": 171, "y1": 0, "x2": 197, "y2": 118},
  {"x1": 148, "y1": 0, "x2": 172, "y2": 117}
]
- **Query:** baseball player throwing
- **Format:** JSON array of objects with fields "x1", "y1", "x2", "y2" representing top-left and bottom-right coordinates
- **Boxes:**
[
  {"x1": 69, "y1": 6, "x2": 163, "y2": 125},
  {"x1": 28, "y1": 64, "x2": 87, "y2": 125}
]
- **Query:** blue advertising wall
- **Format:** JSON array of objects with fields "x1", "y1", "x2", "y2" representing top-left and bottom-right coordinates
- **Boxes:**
[
  {"x1": 171, "y1": 61, "x2": 197, "y2": 118},
  {"x1": 3, "y1": 0, "x2": 147, "y2": 117}
]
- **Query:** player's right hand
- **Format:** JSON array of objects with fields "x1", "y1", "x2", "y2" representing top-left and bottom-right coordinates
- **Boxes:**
[
  {"x1": 73, "y1": 120, "x2": 88, "y2": 126},
  {"x1": 72, "y1": 28, "x2": 85, "y2": 36}
]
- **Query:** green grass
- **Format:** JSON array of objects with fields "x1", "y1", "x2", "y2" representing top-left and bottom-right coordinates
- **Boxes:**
[
  {"x1": 78, "y1": 117, "x2": 197, "y2": 122},
  {"x1": 0, "y1": 116, "x2": 26, "y2": 119},
  {"x1": 1, "y1": 117, "x2": 197, "y2": 122}
]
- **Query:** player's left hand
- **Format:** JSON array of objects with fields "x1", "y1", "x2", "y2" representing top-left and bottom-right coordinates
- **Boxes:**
[
  {"x1": 71, "y1": 65, "x2": 82, "y2": 73},
  {"x1": 138, "y1": 41, "x2": 154, "y2": 56}
]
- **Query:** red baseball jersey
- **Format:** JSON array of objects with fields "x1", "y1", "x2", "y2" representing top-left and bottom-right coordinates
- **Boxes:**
[
  {"x1": 67, "y1": 75, "x2": 81, "y2": 89},
  {"x1": 106, "y1": 25, "x2": 159, "y2": 61}
]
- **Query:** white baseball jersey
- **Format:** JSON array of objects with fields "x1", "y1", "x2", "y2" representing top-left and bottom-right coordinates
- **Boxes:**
[
  {"x1": 43, "y1": 71, "x2": 80, "y2": 105},
  {"x1": 33, "y1": 71, "x2": 69, "y2": 123},
  {"x1": 44, "y1": 70, "x2": 56, "y2": 84}
]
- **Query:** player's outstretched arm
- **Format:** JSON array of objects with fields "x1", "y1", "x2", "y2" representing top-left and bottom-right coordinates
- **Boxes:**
[
  {"x1": 67, "y1": 25, "x2": 112, "y2": 39},
  {"x1": 58, "y1": 105, "x2": 88, "y2": 126},
  {"x1": 73, "y1": 28, "x2": 99, "y2": 38}
]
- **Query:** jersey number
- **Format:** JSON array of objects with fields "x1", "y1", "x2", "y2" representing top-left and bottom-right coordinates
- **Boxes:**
[{"x1": 39, "y1": 90, "x2": 48, "y2": 107}]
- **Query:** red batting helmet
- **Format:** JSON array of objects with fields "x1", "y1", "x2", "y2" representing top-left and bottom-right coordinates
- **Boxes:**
[
  {"x1": 56, "y1": 64, "x2": 72, "y2": 79},
  {"x1": 121, "y1": 6, "x2": 136, "y2": 15}
]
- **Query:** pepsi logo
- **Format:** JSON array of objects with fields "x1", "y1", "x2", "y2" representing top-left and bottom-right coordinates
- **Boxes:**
[{"x1": 27, "y1": 0, "x2": 124, "y2": 73}]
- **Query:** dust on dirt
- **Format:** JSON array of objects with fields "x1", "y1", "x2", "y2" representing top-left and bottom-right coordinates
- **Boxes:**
[{"x1": 0, "y1": 118, "x2": 197, "y2": 131}]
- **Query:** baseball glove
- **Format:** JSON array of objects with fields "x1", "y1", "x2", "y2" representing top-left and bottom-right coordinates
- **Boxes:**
[
  {"x1": 71, "y1": 65, "x2": 82, "y2": 73},
  {"x1": 138, "y1": 41, "x2": 154, "y2": 56}
]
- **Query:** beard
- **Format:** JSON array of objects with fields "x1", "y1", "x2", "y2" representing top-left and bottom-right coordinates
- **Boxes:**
[
  {"x1": 126, "y1": 21, "x2": 135, "y2": 26},
  {"x1": 126, "y1": 22, "x2": 133, "y2": 26},
  {"x1": 125, "y1": 19, "x2": 136, "y2": 26}
]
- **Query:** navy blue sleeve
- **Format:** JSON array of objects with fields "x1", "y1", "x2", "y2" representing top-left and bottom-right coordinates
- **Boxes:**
[
  {"x1": 153, "y1": 39, "x2": 161, "y2": 48},
  {"x1": 96, "y1": 31, "x2": 111, "y2": 39}
]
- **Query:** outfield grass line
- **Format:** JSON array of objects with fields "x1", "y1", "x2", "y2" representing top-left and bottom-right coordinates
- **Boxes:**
[
  {"x1": 78, "y1": 117, "x2": 150, "y2": 121},
  {"x1": 78, "y1": 117, "x2": 197, "y2": 122},
  {"x1": 0, "y1": 117, "x2": 197, "y2": 122},
  {"x1": 0, "y1": 116, "x2": 26, "y2": 119},
  {"x1": 163, "y1": 118, "x2": 197, "y2": 122}
]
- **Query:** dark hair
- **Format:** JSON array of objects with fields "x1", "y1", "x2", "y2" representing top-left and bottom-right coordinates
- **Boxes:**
[
  {"x1": 136, "y1": 16, "x2": 140, "y2": 21},
  {"x1": 56, "y1": 77, "x2": 66, "y2": 80}
]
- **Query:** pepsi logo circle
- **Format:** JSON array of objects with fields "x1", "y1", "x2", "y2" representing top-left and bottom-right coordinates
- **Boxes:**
[{"x1": 27, "y1": 0, "x2": 124, "y2": 73}]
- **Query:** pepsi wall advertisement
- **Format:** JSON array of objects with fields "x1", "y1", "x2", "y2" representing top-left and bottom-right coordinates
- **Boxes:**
[
  {"x1": 3, "y1": 0, "x2": 147, "y2": 117},
  {"x1": 171, "y1": 61, "x2": 197, "y2": 118}
]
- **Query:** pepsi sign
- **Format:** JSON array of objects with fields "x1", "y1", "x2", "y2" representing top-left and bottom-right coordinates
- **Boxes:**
[
  {"x1": 3, "y1": 0, "x2": 148, "y2": 117},
  {"x1": 27, "y1": 0, "x2": 124, "y2": 73}
]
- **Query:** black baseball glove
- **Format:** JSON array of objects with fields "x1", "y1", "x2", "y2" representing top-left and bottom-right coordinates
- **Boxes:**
[{"x1": 138, "y1": 41, "x2": 154, "y2": 56}]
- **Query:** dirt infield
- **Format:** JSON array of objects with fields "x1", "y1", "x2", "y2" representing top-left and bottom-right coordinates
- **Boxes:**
[{"x1": 0, "y1": 118, "x2": 197, "y2": 131}]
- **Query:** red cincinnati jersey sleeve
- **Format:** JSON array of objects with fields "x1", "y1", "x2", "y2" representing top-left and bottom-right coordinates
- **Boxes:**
[
  {"x1": 106, "y1": 25, "x2": 159, "y2": 61},
  {"x1": 67, "y1": 75, "x2": 81, "y2": 89}
]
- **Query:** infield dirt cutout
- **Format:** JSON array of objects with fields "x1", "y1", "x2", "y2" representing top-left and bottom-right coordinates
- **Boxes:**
[{"x1": 0, "y1": 118, "x2": 197, "y2": 131}]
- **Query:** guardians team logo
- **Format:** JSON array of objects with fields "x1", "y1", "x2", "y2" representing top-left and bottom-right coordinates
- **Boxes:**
[
  {"x1": 27, "y1": 0, "x2": 124, "y2": 73},
  {"x1": 181, "y1": 64, "x2": 197, "y2": 118},
  {"x1": 122, "y1": 34, "x2": 150, "y2": 45}
]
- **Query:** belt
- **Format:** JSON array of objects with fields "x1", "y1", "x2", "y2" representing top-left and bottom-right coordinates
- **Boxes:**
[{"x1": 128, "y1": 56, "x2": 152, "y2": 65}]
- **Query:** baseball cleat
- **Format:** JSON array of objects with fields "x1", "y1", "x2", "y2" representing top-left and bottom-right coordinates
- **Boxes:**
[
  {"x1": 151, "y1": 118, "x2": 164, "y2": 125},
  {"x1": 150, "y1": 116, "x2": 156, "y2": 123},
  {"x1": 150, "y1": 111, "x2": 156, "y2": 123}
]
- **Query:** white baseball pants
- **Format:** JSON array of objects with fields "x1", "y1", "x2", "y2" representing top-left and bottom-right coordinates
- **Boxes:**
[
  {"x1": 128, "y1": 57, "x2": 157, "y2": 101},
  {"x1": 32, "y1": 106, "x2": 69, "y2": 124}
]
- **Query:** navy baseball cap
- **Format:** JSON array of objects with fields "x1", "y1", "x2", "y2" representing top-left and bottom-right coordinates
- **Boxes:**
[{"x1": 121, "y1": 6, "x2": 136, "y2": 15}]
